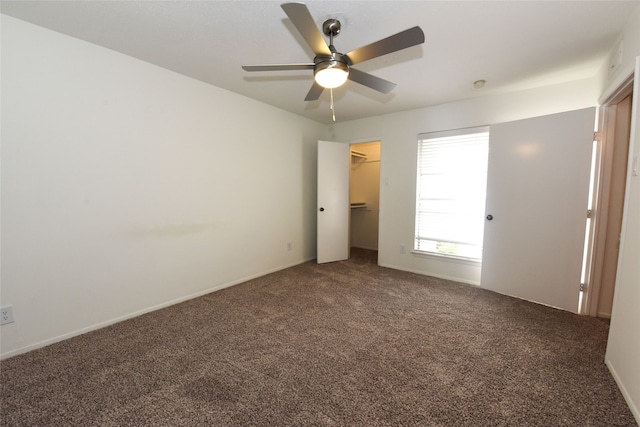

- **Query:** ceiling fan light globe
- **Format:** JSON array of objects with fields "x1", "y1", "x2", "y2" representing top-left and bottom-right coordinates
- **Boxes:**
[{"x1": 314, "y1": 61, "x2": 349, "y2": 89}]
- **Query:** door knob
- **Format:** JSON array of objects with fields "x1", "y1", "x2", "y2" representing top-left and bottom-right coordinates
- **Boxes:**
[
  {"x1": 319, "y1": 207, "x2": 325, "y2": 212},
  {"x1": 486, "y1": 214, "x2": 493, "y2": 220}
]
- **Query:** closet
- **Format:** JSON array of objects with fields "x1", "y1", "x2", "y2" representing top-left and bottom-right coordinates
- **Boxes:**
[{"x1": 349, "y1": 141, "x2": 381, "y2": 250}]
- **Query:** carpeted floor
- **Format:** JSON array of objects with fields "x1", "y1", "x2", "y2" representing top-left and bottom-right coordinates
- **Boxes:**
[{"x1": 1, "y1": 249, "x2": 636, "y2": 426}]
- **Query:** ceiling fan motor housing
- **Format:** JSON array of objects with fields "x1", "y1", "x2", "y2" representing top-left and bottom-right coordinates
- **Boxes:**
[{"x1": 314, "y1": 52, "x2": 349, "y2": 71}]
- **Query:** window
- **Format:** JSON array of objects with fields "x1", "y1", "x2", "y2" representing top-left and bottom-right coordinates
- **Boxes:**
[{"x1": 415, "y1": 127, "x2": 490, "y2": 261}]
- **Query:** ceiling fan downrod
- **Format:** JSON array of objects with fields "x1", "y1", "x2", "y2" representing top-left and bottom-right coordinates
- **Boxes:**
[
  {"x1": 313, "y1": 18, "x2": 350, "y2": 93},
  {"x1": 323, "y1": 19, "x2": 341, "y2": 121},
  {"x1": 323, "y1": 18, "x2": 341, "y2": 51}
]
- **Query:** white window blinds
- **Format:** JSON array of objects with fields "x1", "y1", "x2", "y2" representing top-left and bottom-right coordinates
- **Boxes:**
[{"x1": 415, "y1": 127, "x2": 489, "y2": 260}]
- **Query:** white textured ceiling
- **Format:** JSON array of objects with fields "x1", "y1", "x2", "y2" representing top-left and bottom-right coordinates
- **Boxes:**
[{"x1": 1, "y1": 1, "x2": 638, "y2": 124}]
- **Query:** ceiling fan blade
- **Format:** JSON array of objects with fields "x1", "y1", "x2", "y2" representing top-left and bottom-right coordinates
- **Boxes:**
[
  {"x1": 242, "y1": 64, "x2": 315, "y2": 72},
  {"x1": 304, "y1": 81, "x2": 324, "y2": 101},
  {"x1": 281, "y1": 3, "x2": 331, "y2": 56},
  {"x1": 348, "y1": 68, "x2": 397, "y2": 94},
  {"x1": 345, "y1": 26, "x2": 425, "y2": 65}
]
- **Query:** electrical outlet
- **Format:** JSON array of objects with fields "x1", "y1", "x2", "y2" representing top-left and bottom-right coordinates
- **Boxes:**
[
  {"x1": 400, "y1": 244, "x2": 406, "y2": 254},
  {"x1": 287, "y1": 242, "x2": 292, "y2": 251},
  {"x1": 1, "y1": 306, "x2": 14, "y2": 325}
]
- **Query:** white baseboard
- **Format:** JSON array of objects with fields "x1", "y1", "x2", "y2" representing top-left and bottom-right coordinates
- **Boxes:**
[
  {"x1": 377, "y1": 262, "x2": 480, "y2": 286},
  {"x1": 0, "y1": 257, "x2": 315, "y2": 360},
  {"x1": 606, "y1": 359, "x2": 640, "y2": 425},
  {"x1": 351, "y1": 245, "x2": 378, "y2": 251}
]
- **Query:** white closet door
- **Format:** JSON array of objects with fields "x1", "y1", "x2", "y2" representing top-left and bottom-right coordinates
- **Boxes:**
[
  {"x1": 317, "y1": 140, "x2": 350, "y2": 263},
  {"x1": 481, "y1": 108, "x2": 596, "y2": 312}
]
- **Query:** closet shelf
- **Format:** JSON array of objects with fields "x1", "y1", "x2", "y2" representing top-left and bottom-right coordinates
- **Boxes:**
[
  {"x1": 350, "y1": 202, "x2": 367, "y2": 209},
  {"x1": 350, "y1": 150, "x2": 367, "y2": 159}
]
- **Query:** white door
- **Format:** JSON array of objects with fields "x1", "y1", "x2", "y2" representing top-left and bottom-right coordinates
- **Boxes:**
[
  {"x1": 317, "y1": 140, "x2": 350, "y2": 263},
  {"x1": 481, "y1": 108, "x2": 596, "y2": 312}
]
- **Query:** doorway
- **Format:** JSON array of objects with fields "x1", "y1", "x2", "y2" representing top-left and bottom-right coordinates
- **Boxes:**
[
  {"x1": 316, "y1": 140, "x2": 381, "y2": 264},
  {"x1": 583, "y1": 81, "x2": 633, "y2": 318},
  {"x1": 349, "y1": 141, "x2": 381, "y2": 256}
]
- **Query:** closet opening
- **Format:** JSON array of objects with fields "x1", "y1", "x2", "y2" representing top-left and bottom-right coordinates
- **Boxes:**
[{"x1": 349, "y1": 141, "x2": 381, "y2": 263}]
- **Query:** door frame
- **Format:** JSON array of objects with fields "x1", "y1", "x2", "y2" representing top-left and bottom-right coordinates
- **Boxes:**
[
  {"x1": 349, "y1": 137, "x2": 384, "y2": 257},
  {"x1": 316, "y1": 138, "x2": 384, "y2": 263},
  {"x1": 582, "y1": 74, "x2": 634, "y2": 316},
  {"x1": 349, "y1": 139, "x2": 382, "y2": 252}
]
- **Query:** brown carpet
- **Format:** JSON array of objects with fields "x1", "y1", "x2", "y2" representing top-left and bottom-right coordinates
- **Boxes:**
[{"x1": 1, "y1": 249, "x2": 636, "y2": 426}]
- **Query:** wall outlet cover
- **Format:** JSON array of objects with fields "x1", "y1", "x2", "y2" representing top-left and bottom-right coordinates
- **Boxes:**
[{"x1": 1, "y1": 306, "x2": 15, "y2": 325}]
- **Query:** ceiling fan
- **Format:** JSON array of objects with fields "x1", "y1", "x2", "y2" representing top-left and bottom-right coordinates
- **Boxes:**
[{"x1": 241, "y1": 2, "x2": 425, "y2": 102}]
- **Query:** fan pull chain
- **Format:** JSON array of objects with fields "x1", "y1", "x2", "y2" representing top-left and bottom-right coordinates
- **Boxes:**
[{"x1": 330, "y1": 88, "x2": 336, "y2": 122}]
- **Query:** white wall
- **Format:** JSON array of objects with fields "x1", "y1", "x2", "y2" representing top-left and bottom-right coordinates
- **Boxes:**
[
  {"x1": 0, "y1": 15, "x2": 326, "y2": 358},
  {"x1": 597, "y1": 3, "x2": 640, "y2": 104},
  {"x1": 330, "y1": 78, "x2": 600, "y2": 285},
  {"x1": 603, "y1": 5, "x2": 640, "y2": 424},
  {"x1": 605, "y1": 59, "x2": 640, "y2": 423}
]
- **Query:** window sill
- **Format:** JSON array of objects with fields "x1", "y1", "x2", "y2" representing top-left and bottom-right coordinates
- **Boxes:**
[{"x1": 411, "y1": 250, "x2": 482, "y2": 266}]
